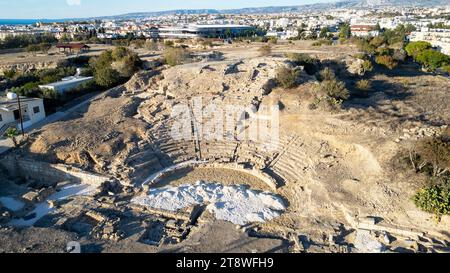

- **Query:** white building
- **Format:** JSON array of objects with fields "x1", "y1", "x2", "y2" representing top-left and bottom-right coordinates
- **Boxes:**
[
  {"x1": 39, "y1": 74, "x2": 93, "y2": 94},
  {"x1": 351, "y1": 25, "x2": 380, "y2": 37},
  {"x1": 409, "y1": 29, "x2": 450, "y2": 55},
  {"x1": 0, "y1": 30, "x2": 46, "y2": 41},
  {"x1": 267, "y1": 29, "x2": 299, "y2": 40},
  {"x1": 158, "y1": 24, "x2": 254, "y2": 39},
  {"x1": 0, "y1": 92, "x2": 46, "y2": 135}
]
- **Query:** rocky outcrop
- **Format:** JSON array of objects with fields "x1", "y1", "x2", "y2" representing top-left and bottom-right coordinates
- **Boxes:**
[
  {"x1": 0, "y1": 61, "x2": 58, "y2": 75},
  {"x1": 346, "y1": 58, "x2": 366, "y2": 76}
]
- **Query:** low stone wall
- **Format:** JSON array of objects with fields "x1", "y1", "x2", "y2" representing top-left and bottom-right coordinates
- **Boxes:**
[
  {"x1": 0, "y1": 156, "x2": 111, "y2": 186},
  {"x1": 144, "y1": 161, "x2": 279, "y2": 191},
  {"x1": 201, "y1": 162, "x2": 279, "y2": 191}
]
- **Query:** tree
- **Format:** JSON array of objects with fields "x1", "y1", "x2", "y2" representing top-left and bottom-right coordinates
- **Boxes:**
[
  {"x1": 319, "y1": 27, "x2": 329, "y2": 39},
  {"x1": 415, "y1": 49, "x2": 450, "y2": 71},
  {"x1": 111, "y1": 46, "x2": 129, "y2": 60},
  {"x1": 405, "y1": 41, "x2": 432, "y2": 58},
  {"x1": 27, "y1": 44, "x2": 40, "y2": 55},
  {"x1": 224, "y1": 28, "x2": 232, "y2": 39},
  {"x1": 354, "y1": 38, "x2": 376, "y2": 55},
  {"x1": 39, "y1": 42, "x2": 52, "y2": 54},
  {"x1": 4, "y1": 128, "x2": 19, "y2": 147},
  {"x1": 95, "y1": 67, "x2": 120, "y2": 87},
  {"x1": 339, "y1": 23, "x2": 351, "y2": 41},
  {"x1": 415, "y1": 135, "x2": 450, "y2": 177},
  {"x1": 89, "y1": 47, "x2": 142, "y2": 87}
]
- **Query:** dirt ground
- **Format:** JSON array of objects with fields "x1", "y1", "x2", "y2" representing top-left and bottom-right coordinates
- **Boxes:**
[
  {"x1": 0, "y1": 44, "x2": 115, "y2": 67},
  {"x1": 0, "y1": 40, "x2": 449, "y2": 253}
]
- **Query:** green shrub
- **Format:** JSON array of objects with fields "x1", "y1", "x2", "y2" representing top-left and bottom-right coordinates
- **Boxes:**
[
  {"x1": 442, "y1": 66, "x2": 450, "y2": 74},
  {"x1": 317, "y1": 67, "x2": 336, "y2": 81},
  {"x1": 413, "y1": 184, "x2": 450, "y2": 221},
  {"x1": 314, "y1": 78, "x2": 349, "y2": 109},
  {"x1": 286, "y1": 53, "x2": 314, "y2": 64},
  {"x1": 415, "y1": 49, "x2": 450, "y2": 71},
  {"x1": 94, "y1": 67, "x2": 121, "y2": 87},
  {"x1": 40, "y1": 88, "x2": 59, "y2": 100},
  {"x1": 417, "y1": 134, "x2": 450, "y2": 177},
  {"x1": 354, "y1": 38, "x2": 376, "y2": 55},
  {"x1": 26, "y1": 44, "x2": 40, "y2": 54},
  {"x1": 268, "y1": 37, "x2": 278, "y2": 44},
  {"x1": 286, "y1": 53, "x2": 319, "y2": 75},
  {"x1": 312, "y1": 39, "x2": 333, "y2": 47},
  {"x1": 375, "y1": 55, "x2": 398, "y2": 70},
  {"x1": 0, "y1": 33, "x2": 57, "y2": 50},
  {"x1": 39, "y1": 42, "x2": 52, "y2": 54},
  {"x1": 338, "y1": 23, "x2": 351, "y2": 40},
  {"x1": 163, "y1": 47, "x2": 190, "y2": 66},
  {"x1": 275, "y1": 66, "x2": 300, "y2": 89},
  {"x1": 407, "y1": 130, "x2": 450, "y2": 222},
  {"x1": 405, "y1": 41, "x2": 432, "y2": 58},
  {"x1": 376, "y1": 47, "x2": 392, "y2": 56},
  {"x1": 90, "y1": 47, "x2": 142, "y2": 87},
  {"x1": 4, "y1": 127, "x2": 19, "y2": 147},
  {"x1": 319, "y1": 79, "x2": 349, "y2": 100},
  {"x1": 355, "y1": 79, "x2": 371, "y2": 91},
  {"x1": 353, "y1": 53, "x2": 368, "y2": 60},
  {"x1": 2, "y1": 69, "x2": 16, "y2": 79},
  {"x1": 362, "y1": 60, "x2": 374, "y2": 73},
  {"x1": 369, "y1": 36, "x2": 386, "y2": 48},
  {"x1": 111, "y1": 46, "x2": 129, "y2": 60}
]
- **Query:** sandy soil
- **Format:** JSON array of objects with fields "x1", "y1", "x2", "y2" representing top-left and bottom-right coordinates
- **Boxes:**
[{"x1": 1, "y1": 41, "x2": 449, "y2": 253}]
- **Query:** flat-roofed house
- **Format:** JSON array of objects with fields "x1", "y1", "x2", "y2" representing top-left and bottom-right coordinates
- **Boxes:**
[
  {"x1": 38, "y1": 75, "x2": 94, "y2": 94},
  {"x1": 0, "y1": 92, "x2": 46, "y2": 135},
  {"x1": 351, "y1": 25, "x2": 380, "y2": 37}
]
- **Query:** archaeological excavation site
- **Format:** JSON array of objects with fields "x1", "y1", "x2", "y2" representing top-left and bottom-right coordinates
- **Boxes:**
[{"x1": 0, "y1": 41, "x2": 449, "y2": 254}]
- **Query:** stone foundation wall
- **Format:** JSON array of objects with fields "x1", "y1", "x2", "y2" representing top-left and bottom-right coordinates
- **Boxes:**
[
  {"x1": 144, "y1": 161, "x2": 278, "y2": 191},
  {"x1": 0, "y1": 156, "x2": 110, "y2": 186}
]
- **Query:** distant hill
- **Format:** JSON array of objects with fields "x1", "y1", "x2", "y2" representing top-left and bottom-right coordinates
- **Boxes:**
[{"x1": 93, "y1": 0, "x2": 450, "y2": 20}]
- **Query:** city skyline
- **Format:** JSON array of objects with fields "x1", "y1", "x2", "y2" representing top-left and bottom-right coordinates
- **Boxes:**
[{"x1": 0, "y1": 0, "x2": 335, "y2": 19}]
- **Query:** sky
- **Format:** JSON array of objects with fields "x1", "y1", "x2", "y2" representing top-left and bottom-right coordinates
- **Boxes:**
[{"x1": 0, "y1": 0, "x2": 335, "y2": 19}]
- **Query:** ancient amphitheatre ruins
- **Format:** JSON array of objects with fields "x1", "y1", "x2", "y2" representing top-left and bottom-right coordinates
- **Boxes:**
[{"x1": 0, "y1": 41, "x2": 449, "y2": 253}]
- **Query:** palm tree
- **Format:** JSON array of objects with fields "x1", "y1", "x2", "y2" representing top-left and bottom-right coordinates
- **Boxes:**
[{"x1": 4, "y1": 128, "x2": 19, "y2": 148}]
